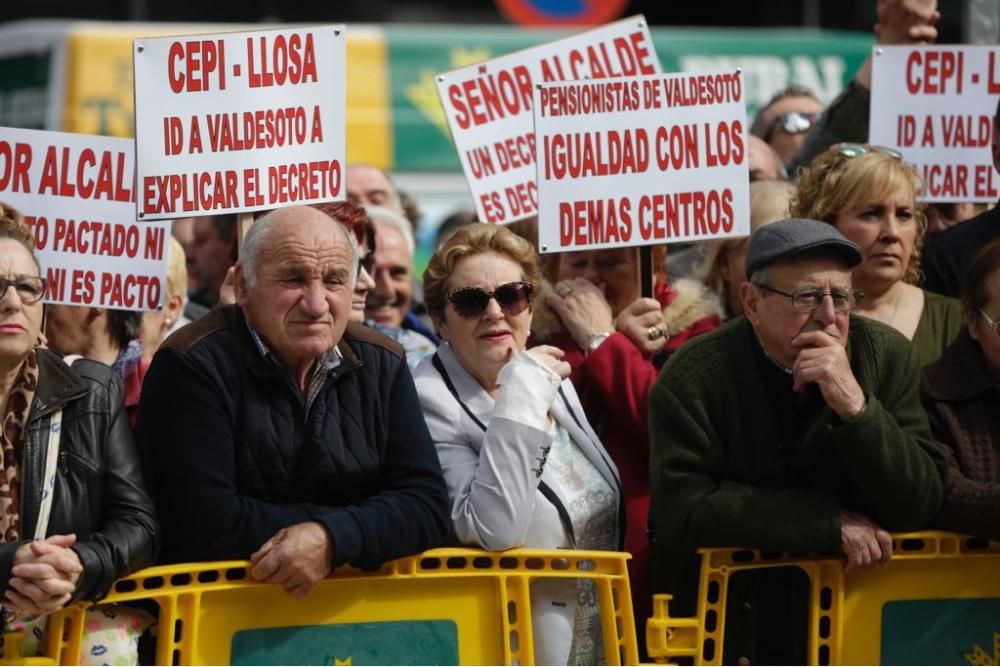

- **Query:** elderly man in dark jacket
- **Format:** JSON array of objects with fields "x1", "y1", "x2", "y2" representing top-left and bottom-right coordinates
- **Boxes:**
[
  {"x1": 137, "y1": 204, "x2": 449, "y2": 598},
  {"x1": 649, "y1": 219, "x2": 947, "y2": 664}
]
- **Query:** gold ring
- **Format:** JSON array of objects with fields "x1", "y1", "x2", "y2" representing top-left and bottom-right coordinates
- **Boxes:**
[{"x1": 647, "y1": 325, "x2": 664, "y2": 341}]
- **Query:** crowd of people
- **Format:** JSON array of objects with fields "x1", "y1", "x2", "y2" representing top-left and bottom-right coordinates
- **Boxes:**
[{"x1": 0, "y1": 0, "x2": 998, "y2": 664}]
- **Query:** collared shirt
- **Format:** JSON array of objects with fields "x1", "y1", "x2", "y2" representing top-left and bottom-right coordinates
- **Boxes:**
[{"x1": 247, "y1": 323, "x2": 342, "y2": 415}]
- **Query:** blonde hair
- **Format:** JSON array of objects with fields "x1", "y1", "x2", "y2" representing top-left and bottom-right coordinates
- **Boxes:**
[
  {"x1": 424, "y1": 223, "x2": 542, "y2": 320},
  {"x1": 0, "y1": 201, "x2": 39, "y2": 270},
  {"x1": 165, "y1": 236, "x2": 187, "y2": 299},
  {"x1": 695, "y1": 180, "x2": 795, "y2": 297},
  {"x1": 791, "y1": 145, "x2": 927, "y2": 285}
]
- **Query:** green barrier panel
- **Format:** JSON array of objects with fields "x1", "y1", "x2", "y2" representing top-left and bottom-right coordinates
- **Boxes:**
[{"x1": 385, "y1": 25, "x2": 872, "y2": 170}]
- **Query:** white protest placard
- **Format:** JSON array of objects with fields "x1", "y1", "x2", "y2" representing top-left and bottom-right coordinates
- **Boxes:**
[
  {"x1": 0, "y1": 127, "x2": 170, "y2": 311},
  {"x1": 870, "y1": 45, "x2": 1000, "y2": 202},
  {"x1": 436, "y1": 16, "x2": 660, "y2": 225},
  {"x1": 133, "y1": 25, "x2": 345, "y2": 219},
  {"x1": 534, "y1": 71, "x2": 750, "y2": 253}
]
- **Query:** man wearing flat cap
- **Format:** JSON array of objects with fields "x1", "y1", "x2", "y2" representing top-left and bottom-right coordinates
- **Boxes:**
[{"x1": 648, "y1": 219, "x2": 946, "y2": 664}]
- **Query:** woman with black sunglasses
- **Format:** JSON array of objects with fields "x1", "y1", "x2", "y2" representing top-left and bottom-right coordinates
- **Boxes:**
[
  {"x1": 792, "y1": 143, "x2": 964, "y2": 366},
  {"x1": 921, "y1": 239, "x2": 1000, "y2": 540},
  {"x1": 413, "y1": 223, "x2": 622, "y2": 666}
]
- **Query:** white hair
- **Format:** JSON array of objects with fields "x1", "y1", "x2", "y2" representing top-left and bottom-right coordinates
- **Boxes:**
[
  {"x1": 365, "y1": 205, "x2": 415, "y2": 257},
  {"x1": 240, "y1": 207, "x2": 359, "y2": 287}
]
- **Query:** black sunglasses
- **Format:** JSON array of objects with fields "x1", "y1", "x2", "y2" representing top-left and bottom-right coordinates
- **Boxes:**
[{"x1": 447, "y1": 281, "x2": 534, "y2": 319}]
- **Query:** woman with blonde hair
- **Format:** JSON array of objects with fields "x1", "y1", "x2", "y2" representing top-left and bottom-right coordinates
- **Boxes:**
[
  {"x1": 139, "y1": 236, "x2": 188, "y2": 363},
  {"x1": 414, "y1": 223, "x2": 621, "y2": 665},
  {"x1": 696, "y1": 179, "x2": 796, "y2": 318},
  {"x1": 791, "y1": 143, "x2": 964, "y2": 365}
]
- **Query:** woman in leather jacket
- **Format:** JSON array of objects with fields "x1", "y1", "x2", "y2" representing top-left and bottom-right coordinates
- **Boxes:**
[{"x1": 0, "y1": 203, "x2": 159, "y2": 619}]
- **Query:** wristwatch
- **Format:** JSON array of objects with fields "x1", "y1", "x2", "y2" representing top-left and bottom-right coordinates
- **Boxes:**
[{"x1": 586, "y1": 331, "x2": 612, "y2": 353}]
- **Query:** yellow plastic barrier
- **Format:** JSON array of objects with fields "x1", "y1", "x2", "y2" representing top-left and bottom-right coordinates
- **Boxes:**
[
  {"x1": 0, "y1": 548, "x2": 637, "y2": 666},
  {"x1": 647, "y1": 531, "x2": 1000, "y2": 666}
]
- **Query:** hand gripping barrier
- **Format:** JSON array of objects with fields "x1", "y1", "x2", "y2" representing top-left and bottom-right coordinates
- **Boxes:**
[
  {"x1": 646, "y1": 531, "x2": 1000, "y2": 665},
  {"x1": 0, "y1": 548, "x2": 637, "y2": 666}
]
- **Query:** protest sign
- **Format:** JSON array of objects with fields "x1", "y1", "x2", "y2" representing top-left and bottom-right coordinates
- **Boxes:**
[
  {"x1": 870, "y1": 45, "x2": 1000, "y2": 202},
  {"x1": 534, "y1": 71, "x2": 750, "y2": 253},
  {"x1": 0, "y1": 127, "x2": 170, "y2": 311},
  {"x1": 436, "y1": 16, "x2": 660, "y2": 224},
  {"x1": 134, "y1": 26, "x2": 345, "y2": 219}
]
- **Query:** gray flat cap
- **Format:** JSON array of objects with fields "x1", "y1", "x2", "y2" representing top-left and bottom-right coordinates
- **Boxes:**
[{"x1": 745, "y1": 218, "x2": 863, "y2": 279}]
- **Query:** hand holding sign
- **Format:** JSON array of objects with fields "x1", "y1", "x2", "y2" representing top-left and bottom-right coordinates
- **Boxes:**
[{"x1": 875, "y1": 0, "x2": 940, "y2": 45}]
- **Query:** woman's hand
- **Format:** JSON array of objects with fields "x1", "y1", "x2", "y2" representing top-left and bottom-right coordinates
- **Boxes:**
[
  {"x1": 7, "y1": 535, "x2": 83, "y2": 614},
  {"x1": 526, "y1": 345, "x2": 572, "y2": 381},
  {"x1": 615, "y1": 298, "x2": 668, "y2": 356},
  {"x1": 545, "y1": 278, "x2": 615, "y2": 351}
]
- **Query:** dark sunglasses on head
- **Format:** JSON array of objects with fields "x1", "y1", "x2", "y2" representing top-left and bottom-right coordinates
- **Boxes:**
[
  {"x1": 447, "y1": 281, "x2": 534, "y2": 319},
  {"x1": 834, "y1": 142, "x2": 903, "y2": 160}
]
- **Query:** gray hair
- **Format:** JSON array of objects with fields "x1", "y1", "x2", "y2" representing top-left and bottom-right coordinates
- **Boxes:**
[
  {"x1": 365, "y1": 205, "x2": 415, "y2": 257},
  {"x1": 240, "y1": 207, "x2": 359, "y2": 288},
  {"x1": 748, "y1": 266, "x2": 771, "y2": 288}
]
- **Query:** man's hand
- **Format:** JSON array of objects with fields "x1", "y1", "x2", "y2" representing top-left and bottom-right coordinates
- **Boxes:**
[
  {"x1": 875, "y1": 0, "x2": 940, "y2": 44},
  {"x1": 6, "y1": 535, "x2": 83, "y2": 614},
  {"x1": 545, "y1": 278, "x2": 615, "y2": 352},
  {"x1": 614, "y1": 298, "x2": 668, "y2": 356},
  {"x1": 526, "y1": 345, "x2": 572, "y2": 381},
  {"x1": 791, "y1": 330, "x2": 866, "y2": 421},
  {"x1": 250, "y1": 522, "x2": 333, "y2": 599},
  {"x1": 840, "y1": 511, "x2": 893, "y2": 572}
]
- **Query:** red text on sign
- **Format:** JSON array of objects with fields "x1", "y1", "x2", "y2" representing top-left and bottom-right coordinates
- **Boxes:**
[
  {"x1": 448, "y1": 66, "x2": 533, "y2": 130},
  {"x1": 37, "y1": 147, "x2": 133, "y2": 202},
  {"x1": 168, "y1": 40, "x2": 226, "y2": 93},
  {"x1": 247, "y1": 33, "x2": 318, "y2": 88},
  {"x1": 100, "y1": 273, "x2": 161, "y2": 310},
  {"x1": 267, "y1": 159, "x2": 342, "y2": 204},
  {"x1": 0, "y1": 141, "x2": 32, "y2": 192},
  {"x1": 906, "y1": 50, "x2": 964, "y2": 95}
]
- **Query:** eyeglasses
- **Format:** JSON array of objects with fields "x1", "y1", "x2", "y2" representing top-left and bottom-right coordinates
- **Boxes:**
[
  {"x1": 772, "y1": 111, "x2": 820, "y2": 135},
  {"x1": 0, "y1": 275, "x2": 46, "y2": 305},
  {"x1": 981, "y1": 309, "x2": 1000, "y2": 336},
  {"x1": 447, "y1": 281, "x2": 534, "y2": 319},
  {"x1": 834, "y1": 143, "x2": 903, "y2": 160},
  {"x1": 754, "y1": 284, "x2": 862, "y2": 313}
]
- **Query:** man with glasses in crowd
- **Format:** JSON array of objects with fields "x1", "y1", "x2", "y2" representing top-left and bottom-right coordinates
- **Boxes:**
[
  {"x1": 648, "y1": 219, "x2": 947, "y2": 665},
  {"x1": 750, "y1": 85, "x2": 824, "y2": 167},
  {"x1": 137, "y1": 204, "x2": 449, "y2": 596}
]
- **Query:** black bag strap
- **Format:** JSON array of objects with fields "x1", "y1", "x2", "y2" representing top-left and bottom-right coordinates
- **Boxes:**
[{"x1": 431, "y1": 352, "x2": 576, "y2": 546}]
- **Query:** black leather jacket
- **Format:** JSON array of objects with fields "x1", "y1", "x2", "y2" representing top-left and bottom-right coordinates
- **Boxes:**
[{"x1": 0, "y1": 349, "x2": 160, "y2": 602}]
